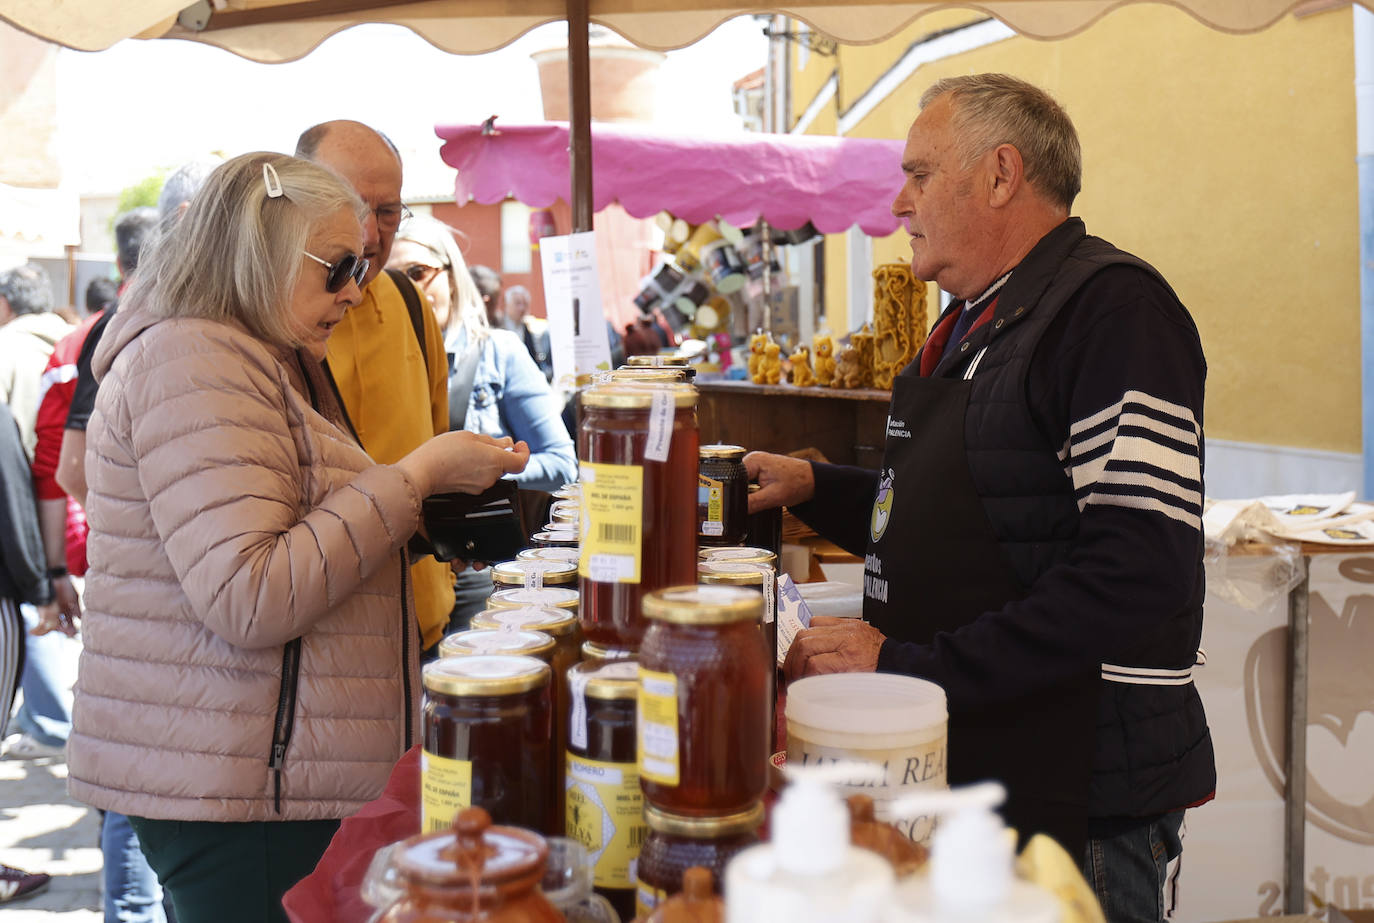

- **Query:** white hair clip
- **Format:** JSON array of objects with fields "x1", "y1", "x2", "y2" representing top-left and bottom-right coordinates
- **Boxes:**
[{"x1": 263, "y1": 162, "x2": 284, "y2": 198}]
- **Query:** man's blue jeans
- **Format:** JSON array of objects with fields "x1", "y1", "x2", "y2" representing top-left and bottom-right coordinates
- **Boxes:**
[
  {"x1": 103, "y1": 810, "x2": 172, "y2": 923},
  {"x1": 14, "y1": 604, "x2": 75, "y2": 746},
  {"x1": 1082, "y1": 811, "x2": 1185, "y2": 923}
]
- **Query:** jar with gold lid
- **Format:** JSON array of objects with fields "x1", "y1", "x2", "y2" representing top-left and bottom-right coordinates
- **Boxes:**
[
  {"x1": 581, "y1": 641, "x2": 636, "y2": 664},
  {"x1": 421, "y1": 656, "x2": 552, "y2": 835},
  {"x1": 490, "y1": 559, "x2": 578, "y2": 591},
  {"x1": 377, "y1": 807, "x2": 563, "y2": 923},
  {"x1": 578, "y1": 383, "x2": 699, "y2": 650},
  {"x1": 564, "y1": 659, "x2": 644, "y2": 921},
  {"x1": 469, "y1": 607, "x2": 583, "y2": 831},
  {"x1": 697, "y1": 445, "x2": 749, "y2": 548},
  {"x1": 517, "y1": 546, "x2": 582, "y2": 567},
  {"x1": 532, "y1": 529, "x2": 580, "y2": 548},
  {"x1": 637, "y1": 586, "x2": 769, "y2": 816},
  {"x1": 488, "y1": 586, "x2": 579, "y2": 614},
  {"x1": 634, "y1": 803, "x2": 764, "y2": 919},
  {"x1": 606, "y1": 366, "x2": 691, "y2": 384},
  {"x1": 437, "y1": 629, "x2": 555, "y2": 664},
  {"x1": 548, "y1": 499, "x2": 581, "y2": 526},
  {"x1": 625, "y1": 354, "x2": 697, "y2": 381},
  {"x1": 696, "y1": 546, "x2": 777, "y2": 568}
]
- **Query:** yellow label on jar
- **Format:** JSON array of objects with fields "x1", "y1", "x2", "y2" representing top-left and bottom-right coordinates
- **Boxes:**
[
  {"x1": 698, "y1": 473, "x2": 723, "y2": 536},
  {"x1": 580, "y1": 462, "x2": 644, "y2": 584},
  {"x1": 420, "y1": 749, "x2": 473, "y2": 833},
  {"x1": 637, "y1": 667, "x2": 680, "y2": 785},
  {"x1": 565, "y1": 754, "x2": 646, "y2": 889}
]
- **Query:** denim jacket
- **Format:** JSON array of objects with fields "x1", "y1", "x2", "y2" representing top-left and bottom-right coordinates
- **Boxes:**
[{"x1": 445, "y1": 327, "x2": 577, "y2": 492}]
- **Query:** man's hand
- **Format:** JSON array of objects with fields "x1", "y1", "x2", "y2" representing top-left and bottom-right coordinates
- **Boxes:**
[
  {"x1": 32, "y1": 576, "x2": 81, "y2": 637},
  {"x1": 782, "y1": 616, "x2": 885, "y2": 683},
  {"x1": 743, "y1": 451, "x2": 815, "y2": 513}
]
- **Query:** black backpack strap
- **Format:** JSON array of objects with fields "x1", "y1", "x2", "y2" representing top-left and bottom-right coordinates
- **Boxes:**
[{"x1": 386, "y1": 268, "x2": 429, "y2": 379}]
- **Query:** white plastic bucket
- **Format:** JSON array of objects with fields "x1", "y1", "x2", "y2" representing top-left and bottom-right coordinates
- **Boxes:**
[{"x1": 785, "y1": 673, "x2": 948, "y2": 844}]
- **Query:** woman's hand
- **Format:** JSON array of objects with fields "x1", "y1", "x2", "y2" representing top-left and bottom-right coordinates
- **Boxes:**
[{"x1": 398, "y1": 431, "x2": 531, "y2": 498}]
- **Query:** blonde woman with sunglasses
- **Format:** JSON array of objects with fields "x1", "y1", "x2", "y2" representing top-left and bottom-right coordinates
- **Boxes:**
[{"x1": 64, "y1": 152, "x2": 528, "y2": 923}]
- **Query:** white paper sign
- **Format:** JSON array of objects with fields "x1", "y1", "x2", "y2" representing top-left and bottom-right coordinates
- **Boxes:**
[
  {"x1": 540, "y1": 231, "x2": 614, "y2": 392},
  {"x1": 775, "y1": 573, "x2": 813, "y2": 668}
]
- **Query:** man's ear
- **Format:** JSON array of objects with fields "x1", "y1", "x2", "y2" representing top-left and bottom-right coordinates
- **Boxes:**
[{"x1": 988, "y1": 143, "x2": 1024, "y2": 208}]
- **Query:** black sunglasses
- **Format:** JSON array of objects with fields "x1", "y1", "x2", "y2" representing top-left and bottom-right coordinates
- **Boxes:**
[{"x1": 302, "y1": 250, "x2": 369, "y2": 293}]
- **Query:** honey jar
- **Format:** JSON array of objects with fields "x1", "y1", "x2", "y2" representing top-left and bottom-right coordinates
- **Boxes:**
[
  {"x1": 490, "y1": 559, "x2": 578, "y2": 591},
  {"x1": 532, "y1": 529, "x2": 580, "y2": 548},
  {"x1": 578, "y1": 383, "x2": 699, "y2": 650},
  {"x1": 697, "y1": 445, "x2": 749, "y2": 547},
  {"x1": 470, "y1": 606, "x2": 583, "y2": 831},
  {"x1": 436, "y1": 629, "x2": 555, "y2": 663},
  {"x1": 516, "y1": 546, "x2": 582, "y2": 567},
  {"x1": 487, "y1": 586, "x2": 579, "y2": 614},
  {"x1": 564, "y1": 659, "x2": 644, "y2": 921},
  {"x1": 421, "y1": 655, "x2": 553, "y2": 835},
  {"x1": 581, "y1": 641, "x2": 636, "y2": 664},
  {"x1": 377, "y1": 807, "x2": 562, "y2": 923},
  {"x1": 637, "y1": 585, "x2": 770, "y2": 816},
  {"x1": 634, "y1": 803, "x2": 764, "y2": 919}
]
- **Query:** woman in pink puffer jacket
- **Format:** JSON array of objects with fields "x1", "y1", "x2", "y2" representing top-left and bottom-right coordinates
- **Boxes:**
[{"x1": 65, "y1": 152, "x2": 528, "y2": 923}]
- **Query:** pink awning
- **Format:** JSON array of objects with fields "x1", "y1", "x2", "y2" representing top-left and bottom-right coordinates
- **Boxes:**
[{"x1": 436, "y1": 121, "x2": 907, "y2": 237}]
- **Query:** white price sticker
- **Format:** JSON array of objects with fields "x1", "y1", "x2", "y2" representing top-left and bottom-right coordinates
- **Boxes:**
[{"x1": 644, "y1": 389, "x2": 674, "y2": 462}]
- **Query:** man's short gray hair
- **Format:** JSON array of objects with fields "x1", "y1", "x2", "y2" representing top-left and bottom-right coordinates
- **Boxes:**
[
  {"x1": 920, "y1": 73, "x2": 1081, "y2": 210},
  {"x1": 0, "y1": 264, "x2": 54, "y2": 316},
  {"x1": 158, "y1": 156, "x2": 223, "y2": 224},
  {"x1": 121, "y1": 152, "x2": 368, "y2": 350}
]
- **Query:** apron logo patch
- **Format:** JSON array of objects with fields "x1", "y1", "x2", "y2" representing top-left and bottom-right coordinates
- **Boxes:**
[
  {"x1": 886, "y1": 415, "x2": 911, "y2": 439},
  {"x1": 870, "y1": 468, "x2": 895, "y2": 543}
]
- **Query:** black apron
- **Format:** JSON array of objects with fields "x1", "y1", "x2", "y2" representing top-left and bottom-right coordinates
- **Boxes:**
[{"x1": 864, "y1": 369, "x2": 1094, "y2": 857}]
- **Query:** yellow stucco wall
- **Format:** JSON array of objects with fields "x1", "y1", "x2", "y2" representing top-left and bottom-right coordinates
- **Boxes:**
[{"x1": 793, "y1": 6, "x2": 1359, "y2": 453}]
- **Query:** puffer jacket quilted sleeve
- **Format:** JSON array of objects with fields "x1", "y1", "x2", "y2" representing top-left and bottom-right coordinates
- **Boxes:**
[{"x1": 68, "y1": 310, "x2": 424, "y2": 823}]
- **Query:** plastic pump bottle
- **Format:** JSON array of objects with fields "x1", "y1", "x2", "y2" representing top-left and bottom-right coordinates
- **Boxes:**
[
  {"x1": 723, "y1": 762, "x2": 895, "y2": 923},
  {"x1": 881, "y1": 782, "x2": 1060, "y2": 923}
]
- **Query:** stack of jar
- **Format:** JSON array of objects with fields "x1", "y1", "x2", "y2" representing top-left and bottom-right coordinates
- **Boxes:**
[{"x1": 634, "y1": 584, "x2": 772, "y2": 918}]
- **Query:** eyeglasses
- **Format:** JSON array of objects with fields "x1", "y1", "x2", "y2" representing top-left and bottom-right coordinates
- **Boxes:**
[
  {"x1": 373, "y1": 203, "x2": 412, "y2": 232},
  {"x1": 402, "y1": 262, "x2": 448, "y2": 286},
  {"x1": 302, "y1": 250, "x2": 369, "y2": 293}
]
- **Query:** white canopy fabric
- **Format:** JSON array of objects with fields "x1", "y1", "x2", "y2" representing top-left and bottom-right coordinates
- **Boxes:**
[{"x1": 0, "y1": 0, "x2": 1361, "y2": 62}]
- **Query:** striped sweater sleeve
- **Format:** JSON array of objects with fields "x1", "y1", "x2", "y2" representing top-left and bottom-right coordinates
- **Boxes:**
[{"x1": 876, "y1": 265, "x2": 1206, "y2": 710}]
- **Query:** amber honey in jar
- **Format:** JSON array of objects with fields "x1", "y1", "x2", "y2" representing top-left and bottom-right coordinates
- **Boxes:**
[
  {"x1": 697, "y1": 445, "x2": 749, "y2": 547},
  {"x1": 437, "y1": 629, "x2": 555, "y2": 663},
  {"x1": 578, "y1": 383, "x2": 699, "y2": 650},
  {"x1": 637, "y1": 585, "x2": 770, "y2": 815},
  {"x1": 634, "y1": 802, "x2": 764, "y2": 919},
  {"x1": 469, "y1": 606, "x2": 582, "y2": 831},
  {"x1": 564, "y1": 659, "x2": 645, "y2": 921},
  {"x1": 490, "y1": 559, "x2": 578, "y2": 591},
  {"x1": 421, "y1": 655, "x2": 553, "y2": 835}
]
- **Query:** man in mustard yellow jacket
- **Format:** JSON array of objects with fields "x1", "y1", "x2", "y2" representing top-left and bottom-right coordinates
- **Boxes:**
[{"x1": 297, "y1": 121, "x2": 454, "y2": 650}]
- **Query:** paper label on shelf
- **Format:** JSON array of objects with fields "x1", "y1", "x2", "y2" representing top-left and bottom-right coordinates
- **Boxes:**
[
  {"x1": 420, "y1": 750, "x2": 472, "y2": 833},
  {"x1": 644, "y1": 389, "x2": 675, "y2": 462},
  {"x1": 775, "y1": 573, "x2": 814, "y2": 667},
  {"x1": 579, "y1": 462, "x2": 643, "y2": 583},
  {"x1": 541, "y1": 231, "x2": 614, "y2": 391},
  {"x1": 637, "y1": 667, "x2": 680, "y2": 785},
  {"x1": 565, "y1": 754, "x2": 646, "y2": 889}
]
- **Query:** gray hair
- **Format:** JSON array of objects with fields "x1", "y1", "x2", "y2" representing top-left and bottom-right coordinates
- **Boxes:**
[
  {"x1": 920, "y1": 73, "x2": 1081, "y2": 210},
  {"x1": 393, "y1": 214, "x2": 489, "y2": 347},
  {"x1": 121, "y1": 152, "x2": 368, "y2": 349},
  {"x1": 158, "y1": 156, "x2": 223, "y2": 225},
  {"x1": 0, "y1": 264, "x2": 54, "y2": 316}
]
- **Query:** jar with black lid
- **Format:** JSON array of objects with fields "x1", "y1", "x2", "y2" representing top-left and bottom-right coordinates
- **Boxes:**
[
  {"x1": 633, "y1": 802, "x2": 764, "y2": 919},
  {"x1": 421, "y1": 655, "x2": 552, "y2": 835},
  {"x1": 697, "y1": 444, "x2": 749, "y2": 547},
  {"x1": 564, "y1": 659, "x2": 644, "y2": 921}
]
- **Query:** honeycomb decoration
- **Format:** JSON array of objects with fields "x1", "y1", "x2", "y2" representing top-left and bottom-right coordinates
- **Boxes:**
[{"x1": 870, "y1": 263, "x2": 928, "y2": 389}]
